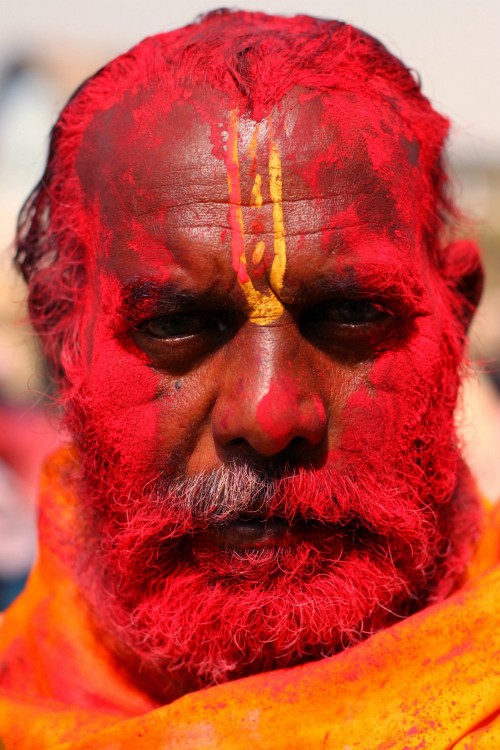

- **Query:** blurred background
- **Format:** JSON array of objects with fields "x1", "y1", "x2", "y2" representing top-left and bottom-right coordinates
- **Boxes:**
[{"x1": 0, "y1": 0, "x2": 499, "y2": 606}]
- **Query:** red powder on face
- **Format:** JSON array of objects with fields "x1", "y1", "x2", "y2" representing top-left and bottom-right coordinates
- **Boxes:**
[
  {"x1": 73, "y1": 272, "x2": 163, "y2": 481},
  {"x1": 256, "y1": 378, "x2": 326, "y2": 453}
]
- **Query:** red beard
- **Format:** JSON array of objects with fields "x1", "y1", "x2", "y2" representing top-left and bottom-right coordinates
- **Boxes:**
[{"x1": 73, "y1": 415, "x2": 481, "y2": 692}]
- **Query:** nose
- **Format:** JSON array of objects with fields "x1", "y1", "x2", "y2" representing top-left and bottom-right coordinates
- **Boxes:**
[{"x1": 212, "y1": 329, "x2": 327, "y2": 460}]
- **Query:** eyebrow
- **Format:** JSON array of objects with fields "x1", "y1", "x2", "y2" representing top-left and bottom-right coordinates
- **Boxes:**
[
  {"x1": 326, "y1": 270, "x2": 422, "y2": 294},
  {"x1": 290, "y1": 265, "x2": 427, "y2": 312},
  {"x1": 119, "y1": 279, "x2": 229, "y2": 318},
  {"x1": 125, "y1": 280, "x2": 196, "y2": 305}
]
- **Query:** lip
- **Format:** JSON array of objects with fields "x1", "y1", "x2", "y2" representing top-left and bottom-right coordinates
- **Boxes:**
[{"x1": 196, "y1": 517, "x2": 350, "y2": 551}]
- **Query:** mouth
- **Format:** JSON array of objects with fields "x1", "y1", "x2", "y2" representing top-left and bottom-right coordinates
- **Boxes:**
[{"x1": 195, "y1": 516, "x2": 357, "y2": 552}]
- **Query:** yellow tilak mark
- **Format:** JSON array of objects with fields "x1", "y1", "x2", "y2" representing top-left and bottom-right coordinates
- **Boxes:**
[
  {"x1": 252, "y1": 240, "x2": 265, "y2": 265},
  {"x1": 269, "y1": 143, "x2": 287, "y2": 295},
  {"x1": 246, "y1": 124, "x2": 260, "y2": 162},
  {"x1": 226, "y1": 112, "x2": 286, "y2": 325},
  {"x1": 227, "y1": 114, "x2": 247, "y2": 277},
  {"x1": 251, "y1": 173, "x2": 263, "y2": 207}
]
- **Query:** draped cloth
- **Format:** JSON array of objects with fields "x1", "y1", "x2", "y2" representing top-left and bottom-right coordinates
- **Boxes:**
[{"x1": 0, "y1": 448, "x2": 499, "y2": 749}]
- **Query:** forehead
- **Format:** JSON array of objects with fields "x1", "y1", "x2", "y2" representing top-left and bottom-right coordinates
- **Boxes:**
[{"x1": 76, "y1": 83, "x2": 429, "y2": 287}]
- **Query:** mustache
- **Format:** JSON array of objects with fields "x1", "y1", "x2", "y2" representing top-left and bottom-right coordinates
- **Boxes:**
[
  {"x1": 155, "y1": 462, "x2": 309, "y2": 524},
  {"x1": 123, "y1": 460, "x2": 436, "y2": 545}
]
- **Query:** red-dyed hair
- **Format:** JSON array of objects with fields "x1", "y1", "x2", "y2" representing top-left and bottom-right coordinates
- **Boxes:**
[{"x1": 15, "y1": 9, "x2": 463, "y2": 390}]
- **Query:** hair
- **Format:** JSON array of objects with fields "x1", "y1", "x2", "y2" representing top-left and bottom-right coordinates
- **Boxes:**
[{"x1": 15, "y1": 9, "x2": 459, "y2": 392}]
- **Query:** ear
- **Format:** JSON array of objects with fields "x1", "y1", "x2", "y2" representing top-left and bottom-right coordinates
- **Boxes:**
[{"x1": 440, "y1": 239, "x2": 484, "y2": 331}]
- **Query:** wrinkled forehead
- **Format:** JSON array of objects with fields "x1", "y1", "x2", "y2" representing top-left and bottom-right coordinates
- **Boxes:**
[{"x1": 76, "y1": 82, "x2": 428, "y2": 267}]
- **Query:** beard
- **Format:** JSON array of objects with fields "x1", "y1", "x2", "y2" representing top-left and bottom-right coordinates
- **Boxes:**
[{"x1": 70, "y1": 397, "x2": 482, "y2": 693}]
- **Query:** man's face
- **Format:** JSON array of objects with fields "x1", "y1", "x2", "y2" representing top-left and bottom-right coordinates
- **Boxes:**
[{"x1": 72, "y1": 85, "x2": 472, "y2": 692}]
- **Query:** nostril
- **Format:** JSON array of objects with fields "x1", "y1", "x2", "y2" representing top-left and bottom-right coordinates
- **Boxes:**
[
  {"x1": 229, "y1": 438, "x2": 247, "y2": 450},
  {"x1": 289, "y1": 436, "x2": 309, "y2": 450},
  {"x1": 287, "y1": 434, "x2": 324, "y2": 454}
]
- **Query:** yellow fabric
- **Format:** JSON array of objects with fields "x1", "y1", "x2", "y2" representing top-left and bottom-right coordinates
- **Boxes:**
[{"x1": 0, "y1": 448, "x2": 499, "y2": 749}]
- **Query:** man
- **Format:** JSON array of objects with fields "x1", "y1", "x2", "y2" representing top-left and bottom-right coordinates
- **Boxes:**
[{"x1": 0, "y1": 10, "x2": 498, "y2": 749}]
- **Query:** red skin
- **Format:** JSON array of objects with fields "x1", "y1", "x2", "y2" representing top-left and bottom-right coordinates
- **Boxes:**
[
  {"x1": 67, "y1": 84, "x2": 481, "y2": 696},
  {"x1": 75, "y1": 86, "x2": 436, "y2": 477}
]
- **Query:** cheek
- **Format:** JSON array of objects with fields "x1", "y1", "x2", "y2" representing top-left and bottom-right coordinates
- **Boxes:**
[
  {"x1": 82, "y1": 313, "x2": 163, "y2": 476},
  {"x1": 338, "y1": 318, "x2": 450, "y2": 456},
  {"x1": 81, "y1": 316, "x2": 215, "y2": 478}
]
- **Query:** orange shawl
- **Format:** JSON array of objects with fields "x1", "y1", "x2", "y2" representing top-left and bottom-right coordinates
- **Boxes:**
[{"x1": 0, "y1": 448, "x2": 499, "y2": 749}]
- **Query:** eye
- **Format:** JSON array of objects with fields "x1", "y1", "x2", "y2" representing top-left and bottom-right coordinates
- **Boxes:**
[
  {"x1": 300, "y1": 298, "x2": 399, "y2": 360},
  {"x1": 321, "y1": 300, "x2": 390, "y2": 325},
  {"x1": 140, "y1": 312, "x2": 225, "y2": 339},
  {"x1": 132, "y1": 310, "x2": 233, "y2": 373}
]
